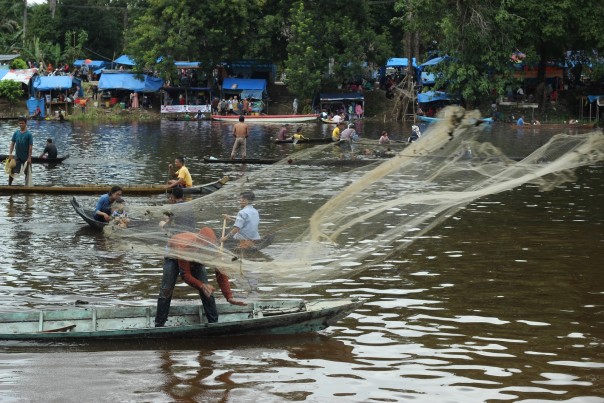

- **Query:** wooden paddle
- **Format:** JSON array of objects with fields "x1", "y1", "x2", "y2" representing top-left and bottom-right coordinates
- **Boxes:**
[
  {"x1": 220, "y1": 216, "x2": 227, "y2": 252},
  {"x1": 25, "y1": 161, "x2": 32, "y2": 186}
]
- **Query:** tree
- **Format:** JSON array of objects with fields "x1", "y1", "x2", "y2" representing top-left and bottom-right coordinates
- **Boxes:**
[{"x1": 0, "y1": 80, "x2": 24, "y2": 111}]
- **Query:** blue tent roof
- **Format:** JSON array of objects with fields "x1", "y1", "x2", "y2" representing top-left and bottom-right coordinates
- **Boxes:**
[
  {"x1": 0, "y1": 69, "x2": 9, "y2": 80},
  {"x1": 175, "y1": 61, "x2": 201, "y2": 69},
  {"x1": 319, "y1": 93, "x2": 364, "y2": 102},
  {"x1": 417, "y1": 91, "x2": 457, "y2": 103},
  {"x1": 73, "y1": 60, "x2": 109, "y2": 69},
  {"x1": 222, "y1": 78, "x2": 267, "y2": 99},
  {"x1": 98, "y1": 73, "x2": 164, "y2": 92},
  {"x1": 419, "y1": 56, "x2": 451, "y2": 68},
  {"x1": 420, "y1": 72, "x2": 436, "y2": 85},
  {"x1": 113, "y1": 55, "x2": 136, "y2": 66},
  {"x1": 386, "y1": 58, "x2": 418, "y2": 68},
  {"x1": 33, "y1": 76, "x2": 73, "y2": 91}
]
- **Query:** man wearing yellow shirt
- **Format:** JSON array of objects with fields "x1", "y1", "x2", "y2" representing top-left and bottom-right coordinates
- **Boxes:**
[
  {"x1": 332, "y1": 123, "x2": 342, "y2": 142},
  {"x1": 167, "y1": 156, "x2": 193, "y2": 188}
]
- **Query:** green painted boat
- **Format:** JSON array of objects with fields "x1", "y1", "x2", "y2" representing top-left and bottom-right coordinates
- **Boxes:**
[{"x1": 0, "y1": 298, "x2": 364, "y2": 340}]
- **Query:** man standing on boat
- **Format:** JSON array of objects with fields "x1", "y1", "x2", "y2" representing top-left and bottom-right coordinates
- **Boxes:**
[
  {"x1": 7, "y1": 117, "x2": 33, "y2": 186},
  {"x1": 167, "y1": 156, "x2": 192, "y2": 188},
  {"x1": 156, "y1": 186, "x2": 219, "y2": 327},
  {"x1": 221, "y1": 191, "x2": 260, "y2": 249},
  {"x1": 230, "y1": 115, "x2": 249, "y2": 160}
]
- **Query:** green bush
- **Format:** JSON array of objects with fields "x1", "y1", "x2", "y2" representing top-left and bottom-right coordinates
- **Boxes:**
[
  {"x1": 0, "y1": 80, "x2": 24, "y2": 106},
  {"x1": 9, "y1": 58, "x2": 28, "y2": 70}
]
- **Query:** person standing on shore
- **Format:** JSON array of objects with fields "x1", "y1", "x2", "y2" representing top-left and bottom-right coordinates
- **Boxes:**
[
  {"x1": 7, "y1": 117, "x2": 33, "y2": 186},
  {"x1": 230, "y1": 115, "x2": 249, "y2": 160}
]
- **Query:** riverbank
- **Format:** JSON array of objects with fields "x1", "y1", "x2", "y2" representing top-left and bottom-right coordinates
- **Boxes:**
[{"x1": 1, "y1": 83, "x2": 600, "y2": 126}]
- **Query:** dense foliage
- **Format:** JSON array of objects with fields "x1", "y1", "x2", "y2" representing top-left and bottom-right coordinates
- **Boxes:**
[{"x1": 0, "y1": 0, "x2": 602, "y2": 105}]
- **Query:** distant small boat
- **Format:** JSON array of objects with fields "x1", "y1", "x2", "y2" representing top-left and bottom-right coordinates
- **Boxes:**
[
  {"x1": 203, "y1": 157, "x2": 279, "y2": 164},
  {"x1": 274, "y1": 138, "x2": 333, "y2": 144},
  {"x1": 0, "y1": 176, "x2": 229, "y2": 196},
  {"x1": 0, "y1": 298, "x2": 365, "y2": 340},
  {"x1": 510, "y1": 122, "x2": 596, "y2": 130},
  {"x1": 321, "y1": 118, "x2": 341, "y2": 124},
  {"x1": 0, "y1": 154, "x2": 69, "y2": 164},
  {"x1": 211, "y1": 114, "x2": 318, "y2": 123},
  {"x1": 418, "y1": 115, "x2": 494, "y2": 125}
]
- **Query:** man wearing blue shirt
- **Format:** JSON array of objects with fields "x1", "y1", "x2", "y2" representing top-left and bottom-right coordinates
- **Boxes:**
[
  {"x1": 7, "y1": 117, "x2": 33, "y2": 185},
  {"x1": 221, "y1": 191, "x2": 260, "y2": 248},
  {"x1": 516, "y1": 115, "x2": 525, "y2": 126}
]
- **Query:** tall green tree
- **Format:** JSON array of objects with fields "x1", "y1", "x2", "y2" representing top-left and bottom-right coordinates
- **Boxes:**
[{"x1": 395, "y1": 0, "x2": 523, "y2": 108}]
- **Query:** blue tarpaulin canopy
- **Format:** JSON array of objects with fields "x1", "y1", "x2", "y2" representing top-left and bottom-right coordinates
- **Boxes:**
[
  {"x1": 419, "y1": 56, "x2": 451, "y2": 68},
  {"x1": 587, "y1": 95, "x2": 604, "y2": 103},
  {"x1": 33, "y1": 76, "x2": 73, "y2": 91},
  {"x1": 386, "y1": 58, "x2": 418, "y2": 68},
  {"x1": 421, "y1": 72, "x2": 436, "y2": 85},
  {"x1": 113, "y1": 55, "x2": 136, "y2": 66},
  {"x1": 319, "y1": 93, "x2": 364, "y2": 102},
  {"x1": 175, "y1": 61, "x2": 201, "y2": 69},
  {"x1": 222, "y1": 78, "x2": 267, "y2": 99},
  {"x1": 99, "y1": 72, "x2": 164, "y2": 92},
  {"x1": 417, "y1": 91, "x2": 457, "y2": 103},
  {"x1": 73, "y1": 60, "x2": 109, "y2": 69}
]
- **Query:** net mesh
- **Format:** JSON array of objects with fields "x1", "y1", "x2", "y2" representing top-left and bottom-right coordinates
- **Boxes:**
[{"x1": 109, "y1": 106, "x2": 604, "y2": 297}]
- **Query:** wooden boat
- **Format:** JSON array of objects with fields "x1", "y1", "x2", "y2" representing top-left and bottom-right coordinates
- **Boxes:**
[
  {"x1": 418, "y1": 115, "x2": 494, "y2": 125},
  {"x1": 275, "y1": 138, "x2": 333, "y2": 144},
  {"x1": 0, "y1": 298, "x2": 364, "y2": 340},
  {"x1": 321, "y1": 118, "x2": 341, "y2": 124},
  {"x1": 71, "y1": 196, "x2": 107, "y2": 230},
  {"x1": 203, "y1": 157, "x2": 279, "y2": 164},
  {"x1": 0, "y1": 176, "x2": 229, "y2": 196},
  {"x1": 211, "y1": 114, "x2": 319, "y2": 123},
  {"x1": 510, "y1": 122, "x2": 596, "y2": 130},
  {"x1": 0, "y1": 154, "x2": 69, "y2": 164}
]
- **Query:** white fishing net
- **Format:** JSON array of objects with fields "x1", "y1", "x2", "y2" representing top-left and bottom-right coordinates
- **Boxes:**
[{"x1": 108, "y1": 106, "x2": 604, "y2": 297}]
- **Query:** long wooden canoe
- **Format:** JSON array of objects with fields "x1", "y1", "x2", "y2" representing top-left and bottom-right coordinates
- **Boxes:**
[
  {"x1": 510, "y1": 122, "x2": 596, "y2": 129},
  {"x1": 0, "y1": 298, "x2": 364, "y2": 340},
  {"x1": 419, "y1": 115, "x2": 494, "y2": 125},
  {"x1": 0, "y1": 176, "x2": 229, "y2": 195},
  {"x1": 274, "y1": 138, "x2": 333, "y2": 144},
  {"x1": 204, "y1": 157, "x2": 279, "y2": 164},
  {"x1": 211, "y1": 114, "x2": 319, "y2": 123},
  {"x1": 0, "y1": 154, "x2": 69, "y2": 164}
]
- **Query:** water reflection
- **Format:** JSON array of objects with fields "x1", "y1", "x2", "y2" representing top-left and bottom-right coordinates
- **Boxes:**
[{"x1": 0, "y1": 119, "x2": 601, "y2": 401}]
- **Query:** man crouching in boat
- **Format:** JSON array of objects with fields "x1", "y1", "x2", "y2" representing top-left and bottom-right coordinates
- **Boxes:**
[
  {"x1": 166, "y1": 156, "x2": 192, "y2": 189},
  {"x1": 155, "y1": 187, "x2": 244, "y2": 328}
]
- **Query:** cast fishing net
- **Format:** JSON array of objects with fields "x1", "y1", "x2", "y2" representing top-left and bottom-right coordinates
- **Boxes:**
[{"x1": 109, "y1": 106, "x2": 604, "y2": 298}]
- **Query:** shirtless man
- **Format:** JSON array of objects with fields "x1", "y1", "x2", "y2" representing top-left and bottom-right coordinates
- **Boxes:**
[{"x1": 230, "y1": 115, "x2": 249, "y2": 160}]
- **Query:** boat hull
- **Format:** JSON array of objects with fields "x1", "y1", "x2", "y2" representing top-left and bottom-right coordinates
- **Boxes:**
[
  {"x1": 203, "y1": 158, "x2": 278, "y2": 164},
  {"x1": 0, "y1": 176, "x2": 229, "y2": 195},
  {"x1": 0, "y1": 154, "x2": 69, "y2": 164},
  {"x1": 211, "y1": 114, "x2": 318, "y2": 123},
  {"x1": 275, "y1": 138, "x2": 333, "y2": 144},
  {"x1": 418, "y1": 115, "x2": 494, "y2": 125},
  {"x1": 0, "y1": 298, "x2": 364, "y2": 340}
]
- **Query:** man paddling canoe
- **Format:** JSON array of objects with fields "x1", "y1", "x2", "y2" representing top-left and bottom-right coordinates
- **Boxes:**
[{"x1": 167, "y1": 156, "x2": 192, "y2": 189}]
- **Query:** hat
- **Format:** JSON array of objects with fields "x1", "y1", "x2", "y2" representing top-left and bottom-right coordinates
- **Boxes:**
[{"x1": 348, "y1": 123, "x2": 355, "y2": 128}]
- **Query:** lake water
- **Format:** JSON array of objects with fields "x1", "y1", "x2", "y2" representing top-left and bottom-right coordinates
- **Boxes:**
[{"x1": 0, "y1": 117, "x2": 602, "y2": 402}]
